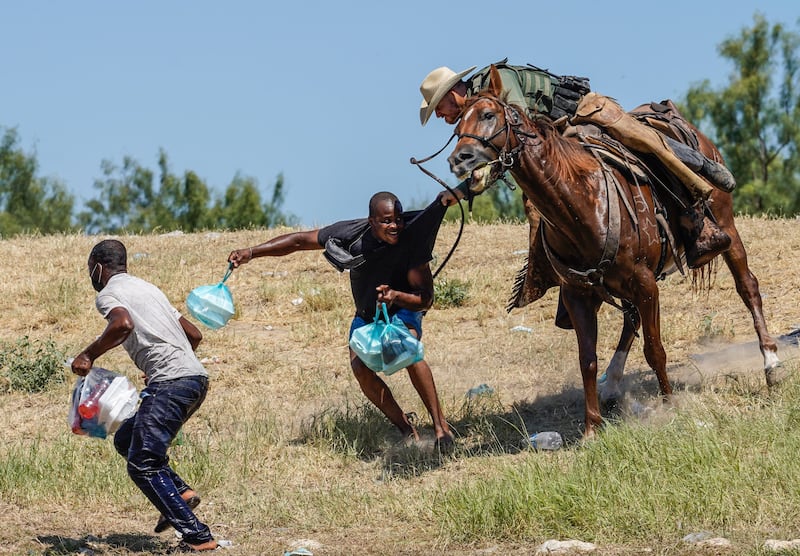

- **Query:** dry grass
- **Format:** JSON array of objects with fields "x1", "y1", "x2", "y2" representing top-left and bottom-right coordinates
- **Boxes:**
[{"x1": 1, "y1": 216, "x2": 799, "y2": 555}]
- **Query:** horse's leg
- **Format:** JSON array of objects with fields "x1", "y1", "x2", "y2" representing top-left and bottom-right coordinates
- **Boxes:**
[
  {"x1": 561, "y1": 287, "x2": 604, "y2": 438},
  {"x1": 632, "y1": 271, "x2": 672, "y2": 398},
  {"x1": 599, "y1": 301, "x2": 641, "y2": 408},
  {"x1": 719, "y1": 224, "x2": 781, "y2": 381}
]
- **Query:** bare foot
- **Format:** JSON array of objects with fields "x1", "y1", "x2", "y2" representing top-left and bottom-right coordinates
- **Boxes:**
[{"x1": 176, "y1": 539, "x2": 219, "y2": 552}]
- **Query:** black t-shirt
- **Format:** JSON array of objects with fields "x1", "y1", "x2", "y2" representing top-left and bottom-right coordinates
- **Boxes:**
[{"x1": 317, "y1": 201, "x2": 446, "y2": 321}]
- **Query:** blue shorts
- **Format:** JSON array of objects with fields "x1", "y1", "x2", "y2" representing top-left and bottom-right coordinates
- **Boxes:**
[{"x1": 349, "y1": 308, "x2": 423, "y2": 340}]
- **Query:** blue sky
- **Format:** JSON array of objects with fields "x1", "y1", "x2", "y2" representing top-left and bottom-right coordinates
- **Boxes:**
[{"x1": 1, "y1": 1, "x2": 797, "y2": 227}]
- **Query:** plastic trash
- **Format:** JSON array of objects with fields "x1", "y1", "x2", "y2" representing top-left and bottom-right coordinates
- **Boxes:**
[
  {"x1": 528, "y1": 431, "x2": 563, "y2": 451},
  {"x1": 186, "y1": 264, "x2": 235, "y2": 330},
  {"x1": 466, "y1": 383, "x2": 495, "y2": 398},
  {"x1": 69, "y1": 367, "x2": 139, "y2": 438},
  {"x1": 78, "y1": 378, "x2": 110, "y2": 419},
  {"x1": 683, "y1": 531, "x2": 714, "y2": 544}
]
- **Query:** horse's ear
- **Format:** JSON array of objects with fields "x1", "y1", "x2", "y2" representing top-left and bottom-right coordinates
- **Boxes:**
[{"x1": 487, "y1": 64, "x2": 503, "y2": 97}]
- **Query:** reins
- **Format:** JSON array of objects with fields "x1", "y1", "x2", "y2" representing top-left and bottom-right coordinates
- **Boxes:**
[
  {"x1": 410, "y1": 136, "x2": 465, "y2": 280},
  {"x1": 409, "y1": 100, "x2": 528, "y2": 280}
]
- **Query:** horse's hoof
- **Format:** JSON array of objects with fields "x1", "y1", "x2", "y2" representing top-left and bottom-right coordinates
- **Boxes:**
[{"x1": 765, "y1": 362, "x2": 789, "y2": 388}]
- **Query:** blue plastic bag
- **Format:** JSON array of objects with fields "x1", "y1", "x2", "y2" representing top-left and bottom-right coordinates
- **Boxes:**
[
  {"x1": 349, "y1": 303, "x2": 424, "y2": 375},
  {"x1": 186, "y1": 264, "x2": 235, "y2": 330}
]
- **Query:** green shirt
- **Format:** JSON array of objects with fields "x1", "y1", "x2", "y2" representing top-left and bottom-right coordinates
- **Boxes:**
[{"x1": 465, "y1": 64, "x2": 556, "y2": 118}]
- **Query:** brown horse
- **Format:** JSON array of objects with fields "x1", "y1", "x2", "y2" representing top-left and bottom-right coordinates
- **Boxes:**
[{"x1": 448, "y1": 65, "x2": 780, "y2": 438}]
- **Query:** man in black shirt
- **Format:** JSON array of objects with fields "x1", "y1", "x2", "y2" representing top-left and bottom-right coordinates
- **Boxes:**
[{"x1": 228, "y1": 192, "x2": 453, "y2": 447}]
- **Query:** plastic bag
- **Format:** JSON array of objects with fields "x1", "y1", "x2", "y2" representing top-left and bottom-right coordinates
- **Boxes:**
[
  {"x1": 69, "y1": 366, "x2": 139, "y2": 439},
  {"x1": 186, "y1": 263, "x2": 235, "y2": 330},
  {"x1": 349, "y1": 303, "x2": 424, "y2": 375}
]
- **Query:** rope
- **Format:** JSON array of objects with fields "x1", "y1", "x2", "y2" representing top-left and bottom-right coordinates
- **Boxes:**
[{"x1": 410, "y1": 148, "x2": 466, "y2": 280}]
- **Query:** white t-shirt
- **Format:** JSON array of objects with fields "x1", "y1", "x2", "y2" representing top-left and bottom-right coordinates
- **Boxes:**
[{"x1": 95, "y1": 273, "x2": 207, "y2": 383}]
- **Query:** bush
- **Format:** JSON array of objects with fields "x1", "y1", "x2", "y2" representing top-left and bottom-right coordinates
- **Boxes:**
[
  {"x1": 434, "y1": 277, "x2": 470, "y2": 308},
  {"x1": 0, "y1": 336, "x2": 66, "y2": 393}
]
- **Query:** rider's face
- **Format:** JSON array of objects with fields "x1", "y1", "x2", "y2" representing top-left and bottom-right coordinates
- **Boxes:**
[{"x1": 435, "y1": 91, "x2": 463, "y2": 124}]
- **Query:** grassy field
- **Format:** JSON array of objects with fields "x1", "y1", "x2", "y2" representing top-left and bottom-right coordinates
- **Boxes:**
[{"x1": 1, "y1": 216, "x2": 800, "y2": 555}]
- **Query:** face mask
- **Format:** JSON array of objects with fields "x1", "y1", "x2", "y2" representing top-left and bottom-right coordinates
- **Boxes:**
[{"x1": 90, "y1": 262, "x2": 104, "y2": 292}]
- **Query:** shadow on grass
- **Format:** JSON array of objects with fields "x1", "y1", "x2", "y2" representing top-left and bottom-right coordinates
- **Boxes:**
[
  {"x1": 293, "y1": 363, "x2": 742, "y2": 478},
  {"x1": 37, "y1": 532, "x2": 169, "y2": 554},
  {"x1": 295, "y1": 402, "x2": 455, "y2": 476}
]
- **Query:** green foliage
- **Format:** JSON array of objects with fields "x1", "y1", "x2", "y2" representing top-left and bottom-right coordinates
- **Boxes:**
[
  {"x1": 443, "y1": 177, "x2": 527, "y2": 223},
  {"x1": 434, "y1": 277, "x2": 470, "y2": 308},
  {"x1": 0, "y1": 336, "x2": 65, "y2": 393},
  {"x1": 699, "y1": 312, "x2": 734, "y2": 340},
  {"x1": 0, "y1": 128, "x2": 76, "y2": 237},
  {"x1": 78, "y1": 151, "x2": 297, "y2": 233},
  {"x1": 682, "y1": 14, "x2": 800, "y2": 216}
]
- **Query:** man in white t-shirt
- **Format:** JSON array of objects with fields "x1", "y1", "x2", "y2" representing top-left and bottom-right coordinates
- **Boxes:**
[{"x1": 71, "y1": 239, "x2": 224, "y2": 552}]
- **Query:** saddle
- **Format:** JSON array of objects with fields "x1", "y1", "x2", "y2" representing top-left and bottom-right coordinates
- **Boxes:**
[
  {"x1": 631, "y1": 99, "x2": 701, "y2": 150},
  {"x1": 507, "y1": 103, "x2": 695, "y2": 314}
]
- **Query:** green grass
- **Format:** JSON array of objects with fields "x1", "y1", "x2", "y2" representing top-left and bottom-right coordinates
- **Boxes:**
[
  {"x1": 433, "y1": 375, "x2": 800, "y2": 551},
  {"x1": 1, "y1": 222, "x2": 799, "y2": 554},
  {"x1": 0, "y1": 336, "x2": 66, "y2": 393}
]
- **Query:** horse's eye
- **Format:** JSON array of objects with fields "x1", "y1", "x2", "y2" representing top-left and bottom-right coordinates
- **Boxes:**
[{"x1": 482, "y1": 112, "x2": 495, "y2": 122}]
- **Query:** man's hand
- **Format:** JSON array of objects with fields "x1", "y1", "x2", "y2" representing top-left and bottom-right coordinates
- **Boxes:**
[
  {"x1": 437, "y1": 188, "x2": 465, "y2": 207},
  {"x1": 227, "y1": 248, "x2": 252, "y2": 268},
  {"x1": 71, "y1": 352, "x2": 93, "y2": 376},
  {"x1": 376, "y1": 284, "x2": 397, "y2": 307}
]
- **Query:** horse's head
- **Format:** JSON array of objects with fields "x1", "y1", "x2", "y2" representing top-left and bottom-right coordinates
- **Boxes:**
[{"x1": 447, "y1": 65, "x2": 523, "y2": 194}]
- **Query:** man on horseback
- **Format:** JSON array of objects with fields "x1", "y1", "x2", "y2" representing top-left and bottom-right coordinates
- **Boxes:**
[{"x1": 419, "y1": 60, "x2": 736, "y2": 289}]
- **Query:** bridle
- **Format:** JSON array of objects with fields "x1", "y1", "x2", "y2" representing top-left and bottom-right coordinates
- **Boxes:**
[
  {"x1": 453, "y1": 95, "x2": 540, "y2": 178},
  {"x1": 408, "y1": 95, "x2": 537, "y2": 279}
]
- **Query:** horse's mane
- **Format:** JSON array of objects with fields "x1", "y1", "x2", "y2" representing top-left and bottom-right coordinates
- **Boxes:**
[
  {"x1": 463, "y1": 91, "x2": 600, "y2": 186},
  {"x1": 527, "y1": 116, "x2": 600, "y2": 186}
]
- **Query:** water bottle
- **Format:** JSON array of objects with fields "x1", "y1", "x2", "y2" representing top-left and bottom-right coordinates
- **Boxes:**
[
  {"x1": 529, "y1": 431, "x2": 563, "y2": 451},
  {"x1": 78, "y1": 379, "x2": 111, "y2": 419}
]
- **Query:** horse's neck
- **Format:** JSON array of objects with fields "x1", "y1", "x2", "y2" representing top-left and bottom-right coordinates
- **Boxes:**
[{"x1": 512, "y1": 151, "x2": 605, "y2": 249}]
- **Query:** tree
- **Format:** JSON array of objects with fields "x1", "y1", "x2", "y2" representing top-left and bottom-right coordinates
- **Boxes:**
[
  {"x1": 77, "y1": 156, "x2": 156, "y2": 234},
  {"x1": 152, "y1": 150, "x2": 213, "y2": 232},
  {"x1": 0, "y1": 127, "x2": 75, "y2": 236},
  {"x1": 212, "y1": 173, "x2": 266, "y2": 229},
  {"x1": 211, "y1": 172, "x2": 297, "y2": 230},
  {"x1": 81, "y1": 151, "x2": 296, "y2": 233},
  {"x1": 262, "y1": 173, "x2": 294, "y2": 228},
  {"x1": 442, "y1": 177, "x2": 526, "y2": 223},
  {"x1": 682, "y1": 13, "x2": 800, "y2": 215},
  {"x1": 182, "y1": 170, "x2": 213, "y2": 231}
]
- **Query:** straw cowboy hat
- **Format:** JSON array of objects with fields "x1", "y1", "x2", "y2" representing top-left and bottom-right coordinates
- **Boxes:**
[{"x1": 419, "y1": 65, "x2": 476, "y2": 126}]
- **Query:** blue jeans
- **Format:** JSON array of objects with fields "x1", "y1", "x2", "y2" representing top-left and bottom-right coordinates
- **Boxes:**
[
  {"x1": 348, "y1": 308, "x2": 424, "y2": 340},
  {"x1": 114, "y1": 375, "x2": 212, "y2": 545}
]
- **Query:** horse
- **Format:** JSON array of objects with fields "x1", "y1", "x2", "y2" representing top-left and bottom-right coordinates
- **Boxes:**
[{"x1": 447, "y1": 65, "x2": 780, "y2": 438}]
